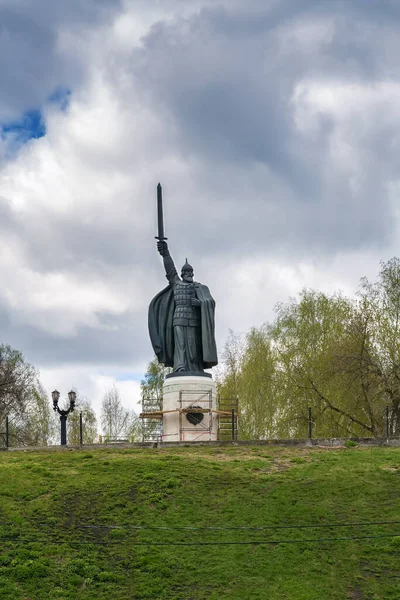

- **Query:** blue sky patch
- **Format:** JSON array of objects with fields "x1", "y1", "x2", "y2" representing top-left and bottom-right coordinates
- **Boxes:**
[
  {"x1": 103, "y1": 372, "x2": 143, "y2": 383},
  {"x1": 48, "y1": 87, "x2": 71, "y2": 111},
  {"x1": 1, "y1": 87, "x2": 71, "y2": 154},
  {"x1": 1, "y1": 109, "x2": 46, "y2": 143}
]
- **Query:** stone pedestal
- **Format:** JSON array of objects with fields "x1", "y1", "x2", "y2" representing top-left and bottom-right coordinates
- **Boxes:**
[{"x1": 162, "y1": 375, "x2": 217, "y2": 442}]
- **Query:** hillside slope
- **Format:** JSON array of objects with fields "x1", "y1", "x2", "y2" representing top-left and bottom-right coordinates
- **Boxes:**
[{"x1": 0, "y1": 445, "x2": 399, "y2": 599}]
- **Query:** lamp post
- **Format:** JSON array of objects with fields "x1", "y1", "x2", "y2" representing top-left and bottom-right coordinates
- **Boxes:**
[{"x1": 52, "y1": 390, "x2": 76, "y2": 446}]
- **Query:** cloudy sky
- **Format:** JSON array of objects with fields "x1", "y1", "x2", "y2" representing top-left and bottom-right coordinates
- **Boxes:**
[{"x1": 1, "y1": 0, "x2": 400, "y2": 420}]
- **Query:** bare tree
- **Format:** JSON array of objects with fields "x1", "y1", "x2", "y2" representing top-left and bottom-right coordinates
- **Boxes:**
[
  {"x1": 100, "y1": 385, "x2": 137, "y2": 441},
  {"x1": 215, "y1": 329, "x2": 244, "y2": 401},
  {"x1": 67, "y1": 394, "x2": 98, "y2": 444}
]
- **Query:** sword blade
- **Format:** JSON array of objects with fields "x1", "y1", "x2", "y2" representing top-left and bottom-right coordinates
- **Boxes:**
[{"x1": 156, "y1": 183, "x2": 167, "y2": 240}]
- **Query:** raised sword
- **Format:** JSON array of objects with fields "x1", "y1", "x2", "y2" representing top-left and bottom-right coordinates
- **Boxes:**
[{"x1": 155, "y1": 182, "x2": 168, "y2": 241}]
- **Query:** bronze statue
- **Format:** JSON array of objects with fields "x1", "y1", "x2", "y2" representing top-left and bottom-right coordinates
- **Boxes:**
[{"x1": 148, "y1": 184, "x2": 218, "y2": 375}]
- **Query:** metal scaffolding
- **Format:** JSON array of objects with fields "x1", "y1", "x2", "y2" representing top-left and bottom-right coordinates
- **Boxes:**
[
  {"x1": 141, "y1": 397, "x2": 163, "y2": 443},
  {"x1": 217, "y1": 396, "x2": 239, "y2": 440},
  {"x1": 179, "y1": 389, "x2": 213, "y2": 442},
  {"x1": 139, "y1": 393, "x2": 239, "y2": 442}
]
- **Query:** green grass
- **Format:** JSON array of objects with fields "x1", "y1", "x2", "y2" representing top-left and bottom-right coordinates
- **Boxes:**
[{"x1": 0, "y1": 445, "x2": 399, "y2": 599}]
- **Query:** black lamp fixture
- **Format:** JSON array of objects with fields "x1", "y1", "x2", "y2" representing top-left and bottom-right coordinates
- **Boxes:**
[{"x1": 52, "y1": 389, "x2": 76, "y2": 446}]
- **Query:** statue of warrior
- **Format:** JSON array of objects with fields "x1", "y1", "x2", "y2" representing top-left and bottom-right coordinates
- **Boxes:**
[{"x1": 148, "y1": 239, "x2": 218, "y2": 374}]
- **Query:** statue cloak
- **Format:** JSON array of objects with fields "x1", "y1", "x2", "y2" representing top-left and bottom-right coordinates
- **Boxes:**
[{"x1": 148, "y1": 282, "x2": 218, "y2": 369}]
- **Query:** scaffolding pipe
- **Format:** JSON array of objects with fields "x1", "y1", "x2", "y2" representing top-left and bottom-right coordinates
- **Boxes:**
[{"x1": 79, "y1": 412, "x2": 83, "y2": 445}]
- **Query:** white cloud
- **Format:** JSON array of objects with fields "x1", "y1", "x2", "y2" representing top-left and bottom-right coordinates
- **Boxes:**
[
  {"x1": 292, "y1": 79, "x2": 400, "y2": 133},
  {"x1": 1, "y1": 0, "x2": 400, "y2": 429},
  {"x1": 40, "y1": 366, "x2": 142, "y2": 421}
]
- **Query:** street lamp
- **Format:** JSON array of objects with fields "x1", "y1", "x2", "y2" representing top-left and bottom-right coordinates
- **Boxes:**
[{"x1": 52, "y1": 389, "x2": 76, "y2": 446}]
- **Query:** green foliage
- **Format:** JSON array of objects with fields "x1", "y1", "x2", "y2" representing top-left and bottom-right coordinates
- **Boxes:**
[
  {"x1": 140, "y1": 357, "x2": 171, "y2": 442},
  {"x1": 0, "y1": 344, "x2": 37, "y2": 415},
  {"x1": 345, "y1": 440, "x2": 358, "y2": 448},
  {"x1": 141, "y1": 356, "x2": 171, "y2": 404},
  {"x1": 357, "y1": 257, "x2": 400, "y2": 434},
  {"x1": 270, "y1": 289, "x2": 372, "y2": 437},
  {"x1": 217, "y1": 328, "x2": 282, "y2": 439},
  {"x1": 216, "y1": 330, "x2": 243, "y2": 401},
  {"x1": 0, "y1": 446, "x2": 398, "y2": 599},
  {"x1": 218, "y1": 258, "x2": 400, "y2": 439},
  {"x1": 22, "y1": 384, "x2": 56, "y2": 446},
  {"x1": 12, "y1": 560, "x2": 49, "y2": 580},
  {"x1": 0, "y1": 345, "x2": 39, "y2": 446}
]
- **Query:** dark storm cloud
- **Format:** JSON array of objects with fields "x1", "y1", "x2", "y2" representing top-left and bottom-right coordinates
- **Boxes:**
[
  {"x1": 2, "y1": 0, "x2": 400, "y2": 384},
  {"x1": 130, "y1": 0, "x2": 400, "y2": 256},
  {"x1": 12, "y1": 212, "x2": 143, "y2": 274},
  {"x1": 0, "y1": 0, "x2": 122, "y2": 121},
  {"x1": 0, "y1": 298, "x2": 149, "y2": 368}
]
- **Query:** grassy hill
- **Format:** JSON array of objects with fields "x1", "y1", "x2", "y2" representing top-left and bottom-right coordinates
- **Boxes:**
[{"x1": 0, "y1": 444, "x2": 399, "y2": 600}]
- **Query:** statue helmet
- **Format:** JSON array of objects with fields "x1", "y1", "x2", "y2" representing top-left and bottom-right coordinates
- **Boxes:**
[{"x1": 181, "y1": 258, "x2": 194, "y2": 274}]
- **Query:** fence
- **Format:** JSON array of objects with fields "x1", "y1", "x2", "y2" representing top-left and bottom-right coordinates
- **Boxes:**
[
  {"x1": 0, "y1": 416, "x2": 30, "y2": 448},
  {"x1": 217, "y1": 397, "x2": 239, "y2": 441},
  {"x1": 300, "y1": 406, "x2": 394, "y2": 441},
  {"x1": 0, "y1": 412, "x2": 85, "y2": 448},
  {"x1": 1, "y1": 405, "x2": 397, "y2": 449},
  {"x1": 139, "y1": 397, "x2": 397, "y2": 443}
]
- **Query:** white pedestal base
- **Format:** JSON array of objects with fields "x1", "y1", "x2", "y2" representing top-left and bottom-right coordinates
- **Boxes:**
[{"x1": 162, "y1": 375, "x2": 217, "y2": 442}]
